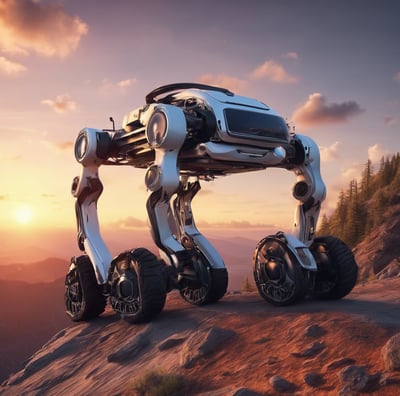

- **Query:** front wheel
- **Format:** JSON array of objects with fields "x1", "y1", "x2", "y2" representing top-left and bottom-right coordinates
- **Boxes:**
[
  {"x1": 253, "y1": 236, "x2": 307, "y2": 306},
  {"x1": 64, "y1": 255, "x2": 107, "y2": 321},
  {"x1": 179, "y1": 254, "x2": 228, "y2": 306},
  {"x1": 310, "y1": 236, "x2": 358, "y2": 299},
  {"x1": 109, "y1": 248, "x2": 167, "y2": 323}
]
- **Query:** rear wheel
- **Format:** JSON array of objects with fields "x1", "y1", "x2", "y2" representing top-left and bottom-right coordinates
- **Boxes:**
[
  {"x1": 109, "y1": 248, "x2": 167, "y2": 323},
  {"x1": 64, "y1": 255, "x2": 107, "y2": 321},
  {"x1": 253, "y1": 236, "x2": 307, "y2": 306},
  {"x1": 310, "y1": 236, "x2": 358, "y2": 299},
  {"x1": 179, "y1": 253, "x2": 228, "y2": 305}
]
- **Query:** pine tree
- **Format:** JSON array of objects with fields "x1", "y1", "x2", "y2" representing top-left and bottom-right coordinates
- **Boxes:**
[
  {"x1": 316, "y1": 152, "x2": 400, "y2": 248},
  {"x1": 360, "y1": 159, "x2": 373, "y2": 200},
  {"x1": 241, "y1": 276, "x2": 255, "y2": 292},
  {"x1": 318, "y1": 213, "x2": 330, "y2": 235}
]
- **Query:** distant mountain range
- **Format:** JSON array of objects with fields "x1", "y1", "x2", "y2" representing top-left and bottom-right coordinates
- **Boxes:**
[
  {"x1": 0, "y1": 277, "x2": 70, "y2": 382},
  {"x1": 0, "y1": 258, "x2": 69, "y2": 283}
]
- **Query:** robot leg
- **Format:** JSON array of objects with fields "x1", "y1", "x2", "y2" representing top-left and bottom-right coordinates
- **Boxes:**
[{"x1": 290, "y1": 134, "x2": 327, "y2": 246}]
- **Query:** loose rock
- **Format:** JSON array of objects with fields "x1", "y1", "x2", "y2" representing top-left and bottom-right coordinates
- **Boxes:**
[
  {"x1": 304, "y1": 372, "x2": 325, "y2": 387},
  {"x1": 158, "y1": 336, "x2": 186, "y2": 351},
  {"x1": 291, "y1": 341, "x2": 325, "y2": 358},
  {"x1": 305, "y1": 324, "x2": 326, "y2": 338},
  {"x1": 107, "y1": 331, "x2": 150, "y2": 363},
  {"x1": 326, "y1": 357, "x2": 356, "y2": 370},
  {"x1": 381, "y1": 333, "x2": 400, "y2": 371},
  {"x1": 180, "y1": 327, "x2": 235, "y2": 368},
  {"x1": 269, "y1": 375, "x2": 296, "y2": 393},
  {"x1": 232, "y1": 388, "x2": 263, "y2": 396},
  {"x1": 338, "y1": 365, "x2": 369, "y2": 394}
]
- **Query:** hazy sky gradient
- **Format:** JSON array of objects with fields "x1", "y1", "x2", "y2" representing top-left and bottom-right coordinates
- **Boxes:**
[{"x1": 0, "y1": 0, "x2": 399, "y2": 248}]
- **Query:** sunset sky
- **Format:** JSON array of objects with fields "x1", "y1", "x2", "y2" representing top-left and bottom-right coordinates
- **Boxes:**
[{"x1": 0, "y1": 0, "x2": 399, "y2": 260}]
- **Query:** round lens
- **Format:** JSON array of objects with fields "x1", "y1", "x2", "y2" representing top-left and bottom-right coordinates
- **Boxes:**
[
  {"x1": 293, "y1": 181, "x2": 309, "y2": 199},
  {"x1": 147, "y1": 111, "x2": 167, "y2": 146},
  {"x1": 145, "y1": 165, "x2": 162, "y2": 191},
  {"x1": 75, "y1": 133, "x2": 87, "y2": 161}
]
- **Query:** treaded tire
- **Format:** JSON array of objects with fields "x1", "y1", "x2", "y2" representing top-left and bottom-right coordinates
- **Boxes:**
[
  {"x1": 310, "y1": 236, "x2": 358, "y2": 299},
  {"x1": 64, "y1": 255, "x2": 107, "y2": 322},
  {"x1": 253, "y1": 236, "x2": 307, "y2": 306},
  {"x1": 109, "y1": 248, "x2": 167, "y2": 323},
  {"x1": 180, "y1": 263, "x2": 228, "y2": 306}
]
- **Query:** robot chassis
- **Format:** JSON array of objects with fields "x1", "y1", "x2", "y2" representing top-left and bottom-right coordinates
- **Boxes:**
[{"x1": 65, "y1": 83, "x2": 358, "y2": 323}]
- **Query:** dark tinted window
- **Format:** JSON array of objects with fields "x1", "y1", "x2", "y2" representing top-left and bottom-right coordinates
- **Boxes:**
[{"x1": 224, "y1": 108, "x2": 289, "y2": 142}]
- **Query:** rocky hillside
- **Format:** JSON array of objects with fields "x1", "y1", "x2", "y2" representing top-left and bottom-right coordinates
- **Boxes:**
[
  {"x1": 2, "y1": 280, "x2": 400, "y2": 396},
  {"x1": 354, "y1": 201, "x2": 400, "y2": 282}
]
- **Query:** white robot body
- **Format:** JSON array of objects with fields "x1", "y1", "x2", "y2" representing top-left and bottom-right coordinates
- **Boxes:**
[{"x1": 65, "y1": 83, "x2": 357, "y2": 323}]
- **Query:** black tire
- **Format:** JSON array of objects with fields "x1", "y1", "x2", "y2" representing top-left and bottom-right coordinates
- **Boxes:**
[
  {"x1": 179, "y1": 253, "x2": 228, "y2": 305},
  {"x1": 310, "y1": 236, "x2": 358, "y2": 299},
  {"x1": 253, "y1": 236, "x2": 307, "y2": 306},
  {"x1": 64, "y1": 255, "x2": 107, "y2": 321},
  {"x1": 109, "y1": 248, "x2": 167, "y2": 323}
]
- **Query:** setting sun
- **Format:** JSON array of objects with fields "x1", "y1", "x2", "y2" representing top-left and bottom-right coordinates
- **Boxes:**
[{"x1": 15, "y1": 206, "x2": 33, "y2": 224}]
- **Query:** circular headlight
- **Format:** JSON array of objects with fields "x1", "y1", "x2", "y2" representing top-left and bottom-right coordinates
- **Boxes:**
[
  {"x1": 145, "y1": 165, "x2": 162, "y2": 191},
  {"x1": 293, "y1": 181, "x2": 310, "y2": 200},
  {"x1": 146, "y1": 111, "x2": 167, "y2": 147},
  {"x1": 74, "y1": 131, "x2": 88, "y2": 161}
]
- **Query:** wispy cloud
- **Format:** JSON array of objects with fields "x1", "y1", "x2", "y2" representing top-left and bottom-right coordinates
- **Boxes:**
[
  {"x1": 282, "y1": 52, "x2": 298, "y2": 60},
  {"x1": 0, "y1": 153, "x2": 22, "y2": 161},
  {"x1": 0, "y1": 56, "x2": 26, "y2": 76},
  {"x1": 198, "y1": 73, "x2": 247, "y2": 93},
  {"x1": 99, "y1": 77, "x2": 137, "y2": 94},
  {"x1": 110, "y1": 216, "x2": 148, "y2": 229},
  {"x1": 53, "y1": 141, "x2": 74, "y2": 152},
  {"x1": 320, "y1": 141, "x2": 342, "y2": 162},
  {"x1": 55, "y1": 141, "x2": 73, "y2": 151},
  {"x1": 394, "y1": 71, "x2": 400, "y2": 82},
  {"x1": 41, "y1": 94, "x2": 76, "y2": 113},
  {"x1": 384, "y1": 115, "x2": 398, "y2": 126},
  {"x1": 197, "y1": 219, "x2": 276, "y2": 229},
  {"x1": 368, "y1": 143, "x2": 389, "y2": 164},
  {"x1": 41, "y1": 140, "x2": 74, "y2": 152},
  {"x1": 250, "y1": 60, "x2": 299, "y2": 84},
  {"x1": 292, "y1": 93, "x2": 364, "y2": 126},
  {"x1": 117, "y1": 78, "x2": 136, "y2": 89},
  {"x1": 341, "y1": 164, "x2": 364, "y2": 183},
  {"x1": 0, "y1": 0, "x2": 88, "y2": 58}
]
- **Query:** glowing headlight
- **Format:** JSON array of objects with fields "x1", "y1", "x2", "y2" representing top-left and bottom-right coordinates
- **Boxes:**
[
  {"x1": 74, "y1": 128, "x2": 111, "y2": 166},
  {"x1": 146, "y1": 111, "x2": 168, "y2": 147},
  {"x1": 74, "y1": 131, "x2": 88, "y2": 162}
]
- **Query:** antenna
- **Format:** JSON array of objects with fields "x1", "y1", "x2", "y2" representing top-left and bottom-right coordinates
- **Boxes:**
[{"x1": 109, "y1": 116, "x2": 115, "y2": 131}]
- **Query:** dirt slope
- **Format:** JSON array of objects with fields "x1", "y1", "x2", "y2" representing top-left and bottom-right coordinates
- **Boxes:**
[{"x1": 2, "y1": 278, "x2": 400, "y2": 395}]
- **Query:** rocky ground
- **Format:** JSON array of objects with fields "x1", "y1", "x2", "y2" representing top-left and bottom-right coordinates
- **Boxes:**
[{"x1": 2, "y1": 278, "x2": 400, "y2": 395}]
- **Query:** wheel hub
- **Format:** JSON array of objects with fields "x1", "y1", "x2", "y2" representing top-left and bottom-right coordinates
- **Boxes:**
[
  {"x1": 116, "y1": 274, "x2": 136, "y2": 298},
  {"x1": 265, "y1": 258, "x2": 285, "y2": 282}
]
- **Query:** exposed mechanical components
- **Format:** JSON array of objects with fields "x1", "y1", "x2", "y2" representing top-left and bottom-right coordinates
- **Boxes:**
[{"x1": 65, "y1": 83, "x2": 358, "y2": 323}]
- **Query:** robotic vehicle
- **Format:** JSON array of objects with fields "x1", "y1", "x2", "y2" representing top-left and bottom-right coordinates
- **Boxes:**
[{"x1": 64, "y1": 83, "x2": 358, "y2": 323}]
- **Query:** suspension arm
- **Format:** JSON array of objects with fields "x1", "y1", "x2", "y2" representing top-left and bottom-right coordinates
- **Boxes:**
[
  {"x1": 72, "y1": 128, "x2": 113, "y2": 284},
  {"x1": 173, "y1": 179, "x2": 225, "y2": 269},
  {"x1": 289, "y1": 134, "x2": 327, "y2": 246}
]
